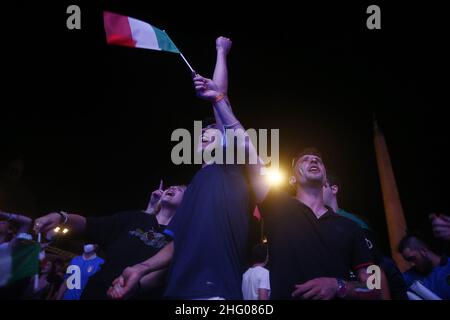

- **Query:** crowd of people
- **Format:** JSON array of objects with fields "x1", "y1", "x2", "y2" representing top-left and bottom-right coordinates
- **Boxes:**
[{"x1": 1, "y1": 36, "x2": 449, "y2": 300}]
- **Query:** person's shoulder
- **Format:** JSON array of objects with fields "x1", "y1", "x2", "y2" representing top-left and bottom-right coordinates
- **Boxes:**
[
  {"x1": 402, "y1": 268, "x2": 420, "y2": 280},
  {"x1": 438, "y1": 256, "x2": 450, "y2": 270},
  {"x1": 115, "y1": 210, "x2": 148, "y2": 221},
  {"x1": 243, "y1": 268, "x2": 252, "y2": 276},
  {"x1": 71, "y1": 256, "x2": 82, "y2": 264},
  {"x1": 220, "y1": 163, "x2": 250, "y2": 181},
  {"x1": 336, "y1": 209, "x2": 371, "y2": 230},
  {"x1": 259, "y1": 189, "x2": 296, "y2": 214},
  {"x1": 137, "y1": 212, "x2": 162, "y2": 229},
  {"x1": 95, "y1": 256, "x2": 105, "y2": 264},
  {"x1": 256, "y1": 266, "x2": 269, "y2": 275},
  {"x1": 332, "y1": 212, "x2": 362, "y2": 231},
  {"x1": 265, "y1": 189, "x2": 295, "y2": 204}
]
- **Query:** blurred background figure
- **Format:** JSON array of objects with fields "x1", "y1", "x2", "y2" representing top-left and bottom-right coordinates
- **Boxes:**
[
  {"x1": 399, "y1": 234, "x2": 450, "y2": 300},
  {"x1": 23, "y1": 259, "x2": 57, "y2": 300},
  {"x1": 55, "y1": 244, "x2": 104, "y2": 300},
  {"x1": 0, "y1": 211, "x2": 32, "y2": 248},
  {"x1": 430, "y1": 213, "x2": 450, "y2": 242},
  {"x1": 0, "y1": 210, "x2": 36, "y2": 299},
  {"x1": 34, "y1": 183, "x2": 185, "y2": 299},
  {"x1": 46, "y1": 258, "x2": 65, "y2": 299},
  {"x1": 242, "y1": 244, "x2": 270, "y2": 300}
]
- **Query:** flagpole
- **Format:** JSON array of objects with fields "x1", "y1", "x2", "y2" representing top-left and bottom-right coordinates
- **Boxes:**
[
  {"x1": 162, "y1": 30, "x2": 195, "y2": 73},
  {"x1": 179, "y1": 52, "x2": 195, "y2": 73},
  {"x1": 34, "y1": 233, "x2": 41, "y2": 291}
]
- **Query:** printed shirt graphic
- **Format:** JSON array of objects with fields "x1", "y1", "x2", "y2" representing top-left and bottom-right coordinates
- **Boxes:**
[
  {"x1": 129, "y1": 227, "x2": 170, "y2": 250},
  {"x1": 63, "y1": 255, "x2": 104, "y2": 300},
  {"x1": 81, "y1": 211, "x2": 172, "y2": 299}
]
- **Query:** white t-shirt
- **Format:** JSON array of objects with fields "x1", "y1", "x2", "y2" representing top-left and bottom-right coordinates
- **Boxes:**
[{"x1": 242, "y1": 266, "x2": 271, "y2": 300}]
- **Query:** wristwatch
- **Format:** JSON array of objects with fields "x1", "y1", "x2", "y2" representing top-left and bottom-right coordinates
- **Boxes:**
[{"x1": 336, "y1": 278, "x2": 347, "y2": 298}]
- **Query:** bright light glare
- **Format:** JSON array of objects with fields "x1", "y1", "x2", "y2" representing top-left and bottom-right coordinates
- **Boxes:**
[
  {"x1": 54, "y1": 227, "x2": 61, "y2": 233},
  {"x1": 264, "y1": 168, "x2": 285, "y2": 186},
  {"x1": 62, "y1": 228, "x2": 69, "y2": 234}
]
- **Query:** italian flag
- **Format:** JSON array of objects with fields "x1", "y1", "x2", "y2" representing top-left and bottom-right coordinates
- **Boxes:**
[
  {"x1": 103, "y1": 11, "x2": 180, "y2": 53},
  {"x1": 0, "y1": 243, "x2": 40, "y2": 287}
]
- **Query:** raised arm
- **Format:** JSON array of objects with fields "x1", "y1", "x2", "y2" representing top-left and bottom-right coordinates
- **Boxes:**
[
  {"x1": 34, "y1": 212, "x2": 87, "y2": 235},
  {"x1": 213, "y1": 36, "x2": 232, "y2": 96},
  {"x1": 209, "y1": 36, "x2": 232, "y2": 131},
  {"x1": 0, "y1": 210, "x2": 33, "y2": 234},
  {"x1": 193, "y1": 73, "x2": 271, "y2": 203}
]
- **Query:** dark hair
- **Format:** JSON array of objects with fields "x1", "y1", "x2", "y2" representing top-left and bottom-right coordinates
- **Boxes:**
[
  {"x1": 326, "y1": 172, "x2": 340, "y2": 187},
  {"x1": 251, "y1": 244, "x2": 268, "y2": 264},
  {"x1": 291, "y1": 147, "x2": 323, "y2": 168},
  {"x1": 398, "y1": 234, "x2": 429, "y2": 253}
]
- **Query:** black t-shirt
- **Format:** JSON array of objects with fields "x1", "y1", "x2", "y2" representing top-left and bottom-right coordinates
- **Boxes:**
[
  {"x1": 379, "y1": 256, "x2": 408, "y2": 300},
  {"x1": 163, "y1": 164, "x2": 254, "y2": 299},
  {"x1": 81, "y1": 211, "x2": 171, "y2": 300},
  {"x1": 260, "y1": 190, "x2": 374, "y2": 300},
  {"x1": 353, "y1": 227, "x2": 408, "y2": 300}
]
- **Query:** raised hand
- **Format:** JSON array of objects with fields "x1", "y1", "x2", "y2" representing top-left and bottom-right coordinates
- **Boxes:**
[
  {"x1": 149, "y1": 189, "x2": 163, "y2": 208},
  {"x1": 216, "y1": 36, "x2": 232, "y2": 55},
  {"x1": 430, "y1": 213, "x2": 450, "y2": 241},
  {"x1": 193, "y1": 74, "x2": 222, "y2": 102},
  {"x1": 145, "y1": 180, "x2": 165, "y2": 213},
  {"x1": 33, "y1": 213, "x2": 62, "y2": 234}
]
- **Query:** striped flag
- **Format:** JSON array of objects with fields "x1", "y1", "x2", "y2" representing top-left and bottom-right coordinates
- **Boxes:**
[
  {"x1": 103, "y1": 11, "x2": 180, "y2": 53},
  {"x1": 0, "y1": 242, "x2": 40, "y2": 287}
]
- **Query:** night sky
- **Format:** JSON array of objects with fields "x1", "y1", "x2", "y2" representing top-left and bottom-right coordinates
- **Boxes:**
[{"x1": 2, "y1": 1, "x2": 448, "y2": 254}]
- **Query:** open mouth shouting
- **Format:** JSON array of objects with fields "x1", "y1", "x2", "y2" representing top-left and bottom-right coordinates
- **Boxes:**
[
  {"x1": 164, "y1": 189, "x2": 175, "y2": 198},
  {"x1": 308, "y1": 164, "x2": 321, "y2": 174}
]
